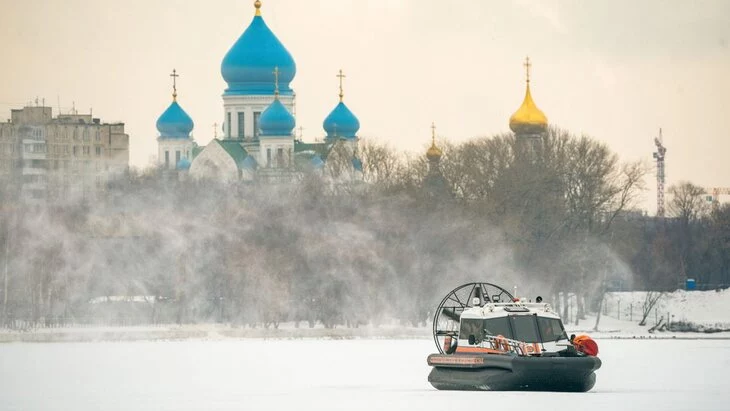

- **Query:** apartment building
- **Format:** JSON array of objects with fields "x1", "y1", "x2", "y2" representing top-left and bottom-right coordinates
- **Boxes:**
[{"x1": 0, "y1": 106, "x2": 129, "y2": 203}]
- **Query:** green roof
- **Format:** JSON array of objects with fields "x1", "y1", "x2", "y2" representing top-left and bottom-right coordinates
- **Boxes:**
[
  {"x1": 192, "y1": 144, "x2": 205, "y2": 159},
  {"x1": 294, "y1": 140, "x2": 328, "y2": 155},
  {"x1": 217, "y1": 139, "x2": 249, "y2": 169}
]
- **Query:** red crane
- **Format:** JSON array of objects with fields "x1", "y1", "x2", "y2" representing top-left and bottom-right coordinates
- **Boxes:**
[{"x1": 703, "y1": 187, "x2": 730, "y2": 209}]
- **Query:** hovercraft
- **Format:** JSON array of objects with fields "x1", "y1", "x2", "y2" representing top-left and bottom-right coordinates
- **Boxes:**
[{"x1": 427, "y1": 282, "x2": 601, "y2": 392}]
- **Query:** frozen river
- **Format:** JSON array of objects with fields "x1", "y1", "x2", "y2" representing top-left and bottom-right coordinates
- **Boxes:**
[{"x1": 1, "y1": 338, "x2": 728, "y2": 410}]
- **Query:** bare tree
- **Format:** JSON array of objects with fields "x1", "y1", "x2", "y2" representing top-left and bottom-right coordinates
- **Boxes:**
[
  {"x1": 668, "y1": 182, "x2": 711, "y2": 222},
  {"x1": 639, "y1": 291, "x2": 663, "y2": 326},
  {"x1": 357, "y1": 139, "x2": 407, "y2": 189},
  {"x1": 668, "y1": 182, "x2": 711, "y2": 282}
]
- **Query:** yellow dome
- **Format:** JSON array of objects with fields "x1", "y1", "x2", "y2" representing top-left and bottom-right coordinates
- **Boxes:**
[
  {"x1": 426, "y1": 122, "x2": 442, "y2": 160},
  {"x1": 426, "y1": 143, "x2": 443, "y2": 161},
  {"x1": 509, "y1": 57, "x2": 548, "y2": 134},
  {"x1": 509, "y1": 83, "x2": 548, "y2": 134}
]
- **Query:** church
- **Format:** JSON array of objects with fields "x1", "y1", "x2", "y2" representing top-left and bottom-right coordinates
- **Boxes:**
[
  {"x1": 155, "y1": 0, "x2": 362, "y2": 183},
  {"x1": 154, "y1": 1, "x2": 549, "y2": 188}
]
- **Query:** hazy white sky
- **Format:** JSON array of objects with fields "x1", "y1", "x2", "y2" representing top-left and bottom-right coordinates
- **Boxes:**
[{"x1": 1, "y1": 0, "x2": 729, "y2": 212}]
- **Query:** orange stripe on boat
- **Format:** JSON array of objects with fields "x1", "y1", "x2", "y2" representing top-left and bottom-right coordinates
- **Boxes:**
[{"x1": 455, "y1": 346, "x2": 504, "y2": 354}]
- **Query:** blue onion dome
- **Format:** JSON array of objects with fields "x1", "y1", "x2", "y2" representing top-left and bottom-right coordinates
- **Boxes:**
[
  {"x1": 176, "y1": 157, "x2": 191, "y2": 170},
  {"x1": 323, "y1": 102, "x2": 360, "y2": 139},
  {"x1": 259, "y1": 98, "x2": 295, "y2": 137},
  {"x1": 242, "y1": 155, "x2": 258, "y2": 170},
  {"x1": 311, "y1": 155, "x2": 324, "y2": 169},
  {"x1": 156, "y1": 101, "x2": 194, "y2": 139},
  {"x1": 221, "y1": 1, "x2": 296, "y2": 96}
]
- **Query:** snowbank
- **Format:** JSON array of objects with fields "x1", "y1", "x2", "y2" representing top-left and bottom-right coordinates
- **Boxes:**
[{"x1": 602, "y1": 288, "x2": 730, "y2": 330}]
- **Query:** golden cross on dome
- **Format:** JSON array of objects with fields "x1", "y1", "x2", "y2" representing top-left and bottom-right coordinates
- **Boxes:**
[
  {"x1": 273, "y1": 66, "x2": 280, "y2": 97},
  {"x1": 254, "y1": 0, "x2": 262, "y2": 16},
  {"x1": 523, "y1": 56, "x2": 531, "y2": 84},
  {"x1": 170, "y1": 69, "x2": 179, "y2": 100},
  {"x1": 431, "y1": 122, "x2": 437, "y2": 145},
  {"x1": 337, "y1": 69, "x2": 346, "y2": 102}
]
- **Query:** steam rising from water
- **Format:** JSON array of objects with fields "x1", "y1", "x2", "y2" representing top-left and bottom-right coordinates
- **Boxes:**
[{"x1": 1, "y1": 174, "x2": 634, "y2": 329}]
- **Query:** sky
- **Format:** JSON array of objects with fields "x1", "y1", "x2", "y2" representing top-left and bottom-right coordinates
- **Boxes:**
[{"x1": 1, "y1": 0, "x2": 729, "y2": 213}]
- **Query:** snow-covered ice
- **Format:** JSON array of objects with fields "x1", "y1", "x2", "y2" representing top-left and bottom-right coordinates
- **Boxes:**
[{"x1": 1, "y1": 338, "x2": 728, "y2": 411}]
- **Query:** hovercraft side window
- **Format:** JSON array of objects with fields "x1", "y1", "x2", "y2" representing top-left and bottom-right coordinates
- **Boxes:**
[
  {"x1": 537, "y1": 317, "x2": 567, "y2": 342},
  {"x1": 483, "y1": 317, "x2": 512, "y2": 339},
  {"x1": 510, "y1": 315, "x2": 540, "y2": 343},
  {"x1": 459, "y1": 319, "x2": 484, "y2": 344}
]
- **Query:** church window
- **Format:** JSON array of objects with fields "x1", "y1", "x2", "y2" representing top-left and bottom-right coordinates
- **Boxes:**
[
  {"x1": 226, "y1": 112, "x2": 232, "y2": 138},
  {"x1": 165, "y1": 151, "x2": 170, "y2": 167},
  {"x1": 237, "y1": 112, "x2": 245, "y2": 139},
  {"x1": 95, "y1": 146, "x2": 102, "y2": 156},
  {"x1": 253, "y1": 112, "x2": 261, "y2": 139},
  {"x1": 176, "y1": 150, "x2": 181, "y2": 165},
  {"x1": 277, "y1": 148, "x2": 284, "y2": 167},
  {"x1": 266, "y1": 148, "x2": 272, "y2": 168}
]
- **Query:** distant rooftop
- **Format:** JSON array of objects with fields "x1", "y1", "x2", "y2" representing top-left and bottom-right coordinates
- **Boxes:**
[{"x1": 7, "y1": 105, "x2": 122, "y2": 126}]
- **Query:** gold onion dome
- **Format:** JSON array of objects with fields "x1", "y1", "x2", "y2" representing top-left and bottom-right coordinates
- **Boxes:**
[
  {"x1": 509, "y1": 57, "x2": 548, "y2": 134},
  {"x1": 426, "y1": 122, "x2": 443, "y2": 160}
]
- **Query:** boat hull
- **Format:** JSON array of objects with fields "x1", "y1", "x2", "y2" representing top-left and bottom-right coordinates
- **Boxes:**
[{"x1": 427, "y1": 353, "x2": 601, "y2": 392}]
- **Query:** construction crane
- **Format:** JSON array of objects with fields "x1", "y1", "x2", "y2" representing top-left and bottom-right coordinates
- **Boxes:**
[
  {"x1": 703, "y1": 187, "x2": 730, "y2": 209},
  {"x1": 653, "y1": 128, "x2": 667, "y2": 218}
]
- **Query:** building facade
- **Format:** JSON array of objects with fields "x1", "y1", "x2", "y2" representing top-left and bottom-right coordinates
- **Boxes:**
[
  {"x1": 157, "y1": 1, "x2": 362, "y2": 183},
  {"x1": 0, "y1": 106, "x2": 129, "y2": 202}
]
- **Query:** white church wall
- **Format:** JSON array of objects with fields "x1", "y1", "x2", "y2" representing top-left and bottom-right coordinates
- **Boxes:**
[
  {"x1": 188, "y1": 141, "x2": 239, "y2": 183},
  {"x1": 222, "y1": 94, "x2": 294, "y2": 140},
  {"x1": 158, "y1": 138, "x2": 193, "y2": 170},
  {"x1": 259, "y1": 136, "x2": 293, "y2": 169}
]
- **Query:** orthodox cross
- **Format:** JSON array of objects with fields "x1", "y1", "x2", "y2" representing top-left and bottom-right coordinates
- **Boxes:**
[
  {"x1": 170, "y1": 69, "x2": 179, "y2": 100},
  {"x1": 431, "y1": 122, "x2": 437, "y2": 146},
  {"x1": 273, "y1": 66, "x2": 280, "y2": 97},
  {"x1": 523, "y1": 56, "x2": 531, "y2": 84},
  {"x1": 337, "y1": 69, "x2": 346, "y2": 102},
  {"x1": 297, "y1": 126, "x2": 304, "y2": 139},
  {"x1": 213, "y1": 122, "x2": 218, "y2": 139}
]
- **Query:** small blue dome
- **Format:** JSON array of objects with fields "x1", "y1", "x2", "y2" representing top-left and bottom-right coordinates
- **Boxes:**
[
  {"x1": 323, "y1": 102, "x2": 359, "y2": 139},
  {"x1": 176, "y1": 157, "x2": 191, "y2": 170},
  {"x1": 221, "y1": 12, "x2": 296, "y2": 96},
  {"x1": 242, "y1": 155, "x2": 257, "y2": 170},
  {"x1": 352, "y1": 157, "x2": 363, "y2": 172},
  {"x1": 311, "y1": 155, "x2": 324, "y2": 169},
  {"x1": 259, "y1": 98, "x2": 295, "y2": 137},
  {"x1": 156, "y1": 101, "x2": 194, "y2": 139}
]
